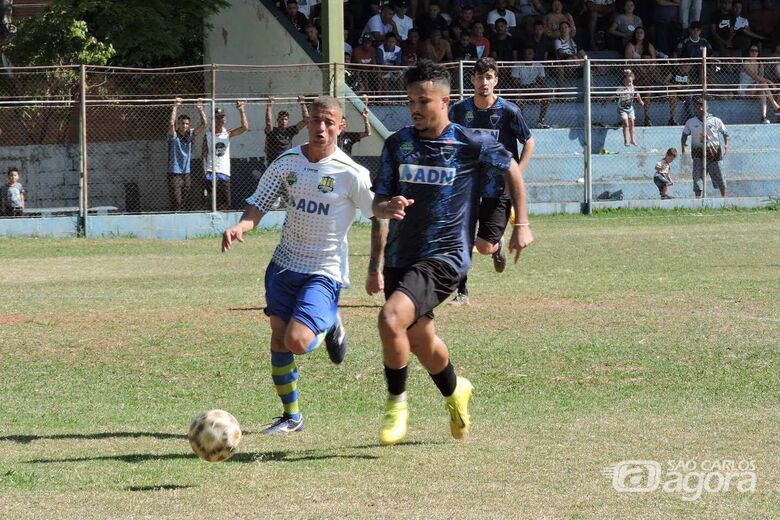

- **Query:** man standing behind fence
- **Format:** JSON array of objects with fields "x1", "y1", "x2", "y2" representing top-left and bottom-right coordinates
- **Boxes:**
[
  {"x1": 202, "y1": 101, "x2": 249, "y2": 211},
  {"x1": 265, "y1": 96, "x2": 309, "y2": 164},
  {"x1": 168, "y1": 98, "x2": 206, "y2": 212},
  {"x1": 681, "y1": 98, "x2": 730, "y2": 198}
]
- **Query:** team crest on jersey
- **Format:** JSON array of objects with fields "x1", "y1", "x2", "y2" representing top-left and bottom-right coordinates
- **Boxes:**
[
  {"x1": 286, "y1": 172, "x2": 298, "y2": 186},
  {"x1": 318, "y1": 175, "x2": 335, "y2": 193},
  {"x1": 400, "y1": 141, "x2": 415, "y2": 153},
  {"x1": 465, "y1": 111, "x2": 474, "y2": 123},
  {"x1": 489, "y1": 113, "x2": 500, "y2": 127},
  {"x1": 440, "y1": 145, "x2": 455, "y2": 163}
]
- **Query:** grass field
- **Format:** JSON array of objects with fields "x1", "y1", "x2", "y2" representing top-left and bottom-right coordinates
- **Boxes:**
[{"x1": 1, "y1": 209, "x2": 778, "y2": 519}]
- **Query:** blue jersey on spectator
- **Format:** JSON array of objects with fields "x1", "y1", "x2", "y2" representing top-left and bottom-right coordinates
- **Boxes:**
[
  {"x1": 449, "y1": 96, "x2": 532, "y2": 199},
  {"x1": 374, "y1": 123, "x2": 513, "y2": 277}
]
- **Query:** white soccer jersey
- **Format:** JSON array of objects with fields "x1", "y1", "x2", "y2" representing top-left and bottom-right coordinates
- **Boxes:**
[{"x1": 245, "y1": 145, "x2": 374, "y2": 286}]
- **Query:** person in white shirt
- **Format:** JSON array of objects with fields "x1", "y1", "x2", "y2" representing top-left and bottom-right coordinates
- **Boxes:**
[
  {"x1": 681, "y1": 98, "x2": 730, "y2": 198},
  {"x1": 222, "y1": 96, "x2": 384, "y2": 435},
  {"x1": 363, "y1": 4, "x2": 396, "y2": 44},
  {"x1": 391, "y1": 0, "x2": 414, "y2": 40},
  {"x1": 487, "y1": 0, "x2": 517, "y2": 35},
  {"x1": 202, "y1": 101, "x2": 248, "y2": 211}
]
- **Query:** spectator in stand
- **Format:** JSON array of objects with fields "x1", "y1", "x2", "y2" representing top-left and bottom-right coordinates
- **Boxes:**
[
  {"x1": 401, "y1": 28, "x2": 433, "y2": 65},
  {"x1": 344, "y1": 30, "x2": 353, "y2": 62},
  {"x1": 351, "y1": 34, "x2": 377, "y2": 93},
  {"x1": 732, "y1": 2, "x2": 766, "y2": 53},
  {"x1": 665, "y1": 60, "x2": 694, "y2": 125},
  {"x1": 453, "y1": 30, "x2": 479, "y2": 60},
  {"x1": 586, "y1": 0, "x2": 616, "y2": 50},
  {"x1": 608, "y1": 0, "x2": 642, "y2": 52},
  {"x1": 429, "y1": 28, "x2": 453, "y2": 62},
  {"x1": 526, "y1": 19, "x2": 551, "y2": 61},
  {"x1": 511, "y1": 47, "x2": 551, "y2": 128},
  {"x1": 487, "y1": 0, "x2": 518, "y2": 35},
  {"x1": 392, "y1": 0, "x2": 415, "y2": 40},
  {"x1": 471, "y1": 22, "x2": 492, "y2": 59},
  {"x1": 285, "y1": 0, "x2": 308, "y2": 33},
  {"x1": 681, "y1": 98, "x2": 730, "y2": 198},
  {"x1": 295, "y1": 0, "x2": 320, "y2": 20},
  {"x1": 710, "y1": 0, "x2": 745, "y2": 56},
  {"x1": 168, "y1": 98, "x2": 207, "y2": 212},
  {"x1": 674, "y1": 21, "x2": 712, "y2": 59},
  {"x1": 748, "y1": 0, "x2": 779, "y2": 51},
  {"x1": 265, "y1": 96, "x2": 309, "y2": 164},
  {"x1": 376, "y1": 32, "x2": 404, "y2": 92},
  {"x1": 679, "y1": 0, "x2": 701, "y2": 31},
  {"x1": 544, "y1": 0, "x2": 576, "y2": 40},
  {"x1": 415, "y1": 2, "x2": 450, "y2": 40},
  {"x1": 625, "y1": 27, "x2": 658, "y2": 60},
  {"x1": 602, "y1": 68, "x2": 644, "y2": 146},
  {"x1": 514, "y1": 0, "x2": 547, "y2": 31},
  {"x1": 739, "y1": 45, "x2": 780, "y2": 124},
  {"x1": 450, "y1": 5, "x2": 475, "y2": 40},
  {"x1": 555, "y1": 20, "x2": 586, "y2": 60},
  {"x1": 2, "y1": 167, "x2": 25, "y2": 217},
  {"x1": 338, "y1": 106, "x2": 372, "y2": 156},
  {"x1": 304, "y1": 24, "x2": 322, "y2": 54},
  {"x1": 633, "y1": 50, "x2": 664, "y2": 126},
  {"x1": 490, "y1": 18, "x2": 516, "y2": 61},
  {"x1": 364, "y1": 4, "x2": 397, "y2": 45},
  {"x1": 203, "y1": 102, "x2": 249, "y2": 211},
  {"x1": 654, "y1": 0, "x2": 681, "y2": 57}
]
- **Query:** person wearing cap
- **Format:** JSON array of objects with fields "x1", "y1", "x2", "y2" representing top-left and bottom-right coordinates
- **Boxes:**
[
  {"x1": 168, "y1": 97, "x2": 206, "y2": 212},
  {"x1": 392, "y1": 0, "x2": 414, "y2": 41},
  {"x1": 202, "y1": 101, "x2": 248, "y2": 211},
  {"x1": 681, "y1": 98, "x2": 730, "y2": 198},
  {"x1": 265, "y1": 95, "x2": 309, "y2": 164}
]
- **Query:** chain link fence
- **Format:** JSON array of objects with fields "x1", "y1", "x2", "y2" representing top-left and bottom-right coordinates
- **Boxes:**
[{"x1": 1, "y1": 58, "x2": 778, "y2": 222}]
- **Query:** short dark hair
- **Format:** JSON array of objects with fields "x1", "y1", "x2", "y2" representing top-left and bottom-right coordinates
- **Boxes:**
[
  {"x1": 7, "y1": 167, "x2": 19, "y2": 175},
  {"x1": 666, "y1": 147, "x2": 678, "y2": 157},
  {"x1": 473, "y1": 57, "x2": 498, "y2": 75},
  {"x1": 533, "y1": 19, "x2": 545, "y2": 27},
  {"x1": 278, "y1": 110, "x2": 290, "y2": 119},
  {"x1": 689, "y1": 21, "x2": 701, "y2": 30},
  {"x1": 385, "y1": 32, "x2": 397, "y2": 40},
  {"x1": 177, "y1": 114, "x2": 190, "y2": 122},
  {"x1": 494, "y1": 17, "x2": 507, "y2": 26},
  {"x1": 404, "y1": 60, "x2": 451, "y2": 92}
]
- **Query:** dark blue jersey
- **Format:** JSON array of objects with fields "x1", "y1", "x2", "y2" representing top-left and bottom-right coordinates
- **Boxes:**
[
  {"x1": 374, "y1": 123, "x2": 513, "y2": 276},
  {"x1": 449, "y1": 96, "x2": 532, "y2": 199}
]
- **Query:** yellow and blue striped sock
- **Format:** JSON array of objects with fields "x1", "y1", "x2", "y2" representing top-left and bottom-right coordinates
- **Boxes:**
[{"x1": 271, "y1": 351, "x2": 301, "y2": 420}]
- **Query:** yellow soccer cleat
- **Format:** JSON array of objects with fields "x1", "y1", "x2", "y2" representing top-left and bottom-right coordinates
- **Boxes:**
[
  {"x1": 446, "y1": 377, "x2": 473, "y2": 440},
  {"x1": 379, "y1": 399, "x2": 408, "y2": 446}
]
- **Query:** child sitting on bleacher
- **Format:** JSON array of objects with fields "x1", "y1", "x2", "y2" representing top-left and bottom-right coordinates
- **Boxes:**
[{"x1": 653, "y1": 147, "x2": 677, "y2": 199}]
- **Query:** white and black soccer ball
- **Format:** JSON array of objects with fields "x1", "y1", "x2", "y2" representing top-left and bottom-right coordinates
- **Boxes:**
[{"x1": 188, "y1": 409, "x2": 242, "y2": 462}]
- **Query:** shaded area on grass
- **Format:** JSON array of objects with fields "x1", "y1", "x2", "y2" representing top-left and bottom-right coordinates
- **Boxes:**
[{"x1": 0, "y1": 431, "x2": 187, "y2": 444}]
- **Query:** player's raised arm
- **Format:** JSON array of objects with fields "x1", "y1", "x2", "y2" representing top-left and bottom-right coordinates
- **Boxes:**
[
  {"x1": 502, "y1": 159, "x2": 533, "y2": 263},
  {"x1": 221, "y1": 205, "x2": 265, "y2": 252}
]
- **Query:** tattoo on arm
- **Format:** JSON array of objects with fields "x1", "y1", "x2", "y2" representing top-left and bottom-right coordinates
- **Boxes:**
[{"x1": 368, "y1": 217, "x2": 387, "y2": 273}]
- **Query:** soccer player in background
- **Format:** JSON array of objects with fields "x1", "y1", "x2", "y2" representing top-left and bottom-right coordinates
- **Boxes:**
[
  {"x1": 372, "y1": 61, "x2": 533, "y2": 446},
  {"x1": 448, "y1": 57, "x2": 536, "y2": 305},
  {"x1": 221, "y1": 96, "x2": 383, "y2": 435}
]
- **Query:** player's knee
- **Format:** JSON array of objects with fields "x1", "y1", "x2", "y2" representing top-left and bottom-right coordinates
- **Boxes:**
[
  {"x1": 283, "y1": 334, "x2": 311, "y2": 355},
  {"x1": 378, "y1": 307, "x2": 406, "y2": 335}
]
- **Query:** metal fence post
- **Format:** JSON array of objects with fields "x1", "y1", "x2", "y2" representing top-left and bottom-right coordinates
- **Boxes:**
[
  {"x1": 583, "y1": 58, "x2": 592, "y2": 214},
  {"x1": 458, "y1": 61, "x2": 464, "y2": 101},
  {"x1": 701, "y1": 49, "x2": 708, "y2": 200},
  {"x1": 210, "y1": 63, "x2": 217, "y2": 213},
  {"x1": 78, "y1": 64, "x2": 87, "y2": 235}
]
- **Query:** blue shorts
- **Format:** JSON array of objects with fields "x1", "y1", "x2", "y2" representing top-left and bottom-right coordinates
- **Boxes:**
[{"x1": 264, "y1": 261, "x2": 341, "y2": 336}]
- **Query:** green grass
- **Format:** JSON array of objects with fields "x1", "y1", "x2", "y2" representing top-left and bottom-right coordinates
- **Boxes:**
[{"x1": 1, "y1": 210, "x2": 778, "y2": 519}]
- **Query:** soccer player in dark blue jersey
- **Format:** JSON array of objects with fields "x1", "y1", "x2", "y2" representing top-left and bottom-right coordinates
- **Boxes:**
[
  {"x1": 372, "y1": 60, "x2": 533, "y2": 446},
  {"x1": 448, "y1": 57, "x2": 536, "y2": 305}
]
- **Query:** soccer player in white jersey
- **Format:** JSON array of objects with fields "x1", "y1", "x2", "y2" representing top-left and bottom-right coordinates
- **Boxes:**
[{"x1": 221, "y1": 96, "x2": 382, "y2": 435}]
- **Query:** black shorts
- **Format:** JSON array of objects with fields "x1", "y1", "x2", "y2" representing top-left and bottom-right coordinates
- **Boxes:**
[
  {"x1": 476, "y1": 197, "x2": 512, "y2": 244},
  {"x1": 383, "y1": 258, "x2": 461, "y2": 324}
]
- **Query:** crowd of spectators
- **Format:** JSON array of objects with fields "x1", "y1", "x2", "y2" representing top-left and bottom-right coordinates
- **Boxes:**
[{"x1": 276, "y1": 0, "x2": 780, "y2": 125}]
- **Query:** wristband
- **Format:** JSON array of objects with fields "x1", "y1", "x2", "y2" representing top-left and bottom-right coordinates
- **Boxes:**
[{"x1": 514, "y1": 223, "x2": 530, "y2": 227}]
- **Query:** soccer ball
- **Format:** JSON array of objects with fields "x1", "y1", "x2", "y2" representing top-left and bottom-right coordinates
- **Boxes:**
[{"x1": 188, "y1": 409, "x2": 242, "y2": 462}]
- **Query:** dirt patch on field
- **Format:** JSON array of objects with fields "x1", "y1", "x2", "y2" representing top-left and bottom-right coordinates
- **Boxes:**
[{"x1": 0, "y1": 314, "x2": 30, "y2": 325}]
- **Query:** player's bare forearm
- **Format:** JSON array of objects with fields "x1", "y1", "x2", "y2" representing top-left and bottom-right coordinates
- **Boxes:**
[
  {"x1": 194, "y1": 100, "x2": 207, "y2": 134},
  {"x1": 517, "y1": 136, "x2": 535, "y2": 174},
  {"x1": 366, "y1": 217, "x2": 387, "y2": 295},
  {"x1": 503, "y1": 160, "x2": 534, "y2": 263},
  {"x1": 221, "y1": 205, "x2": 265, "y2": 252}
]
